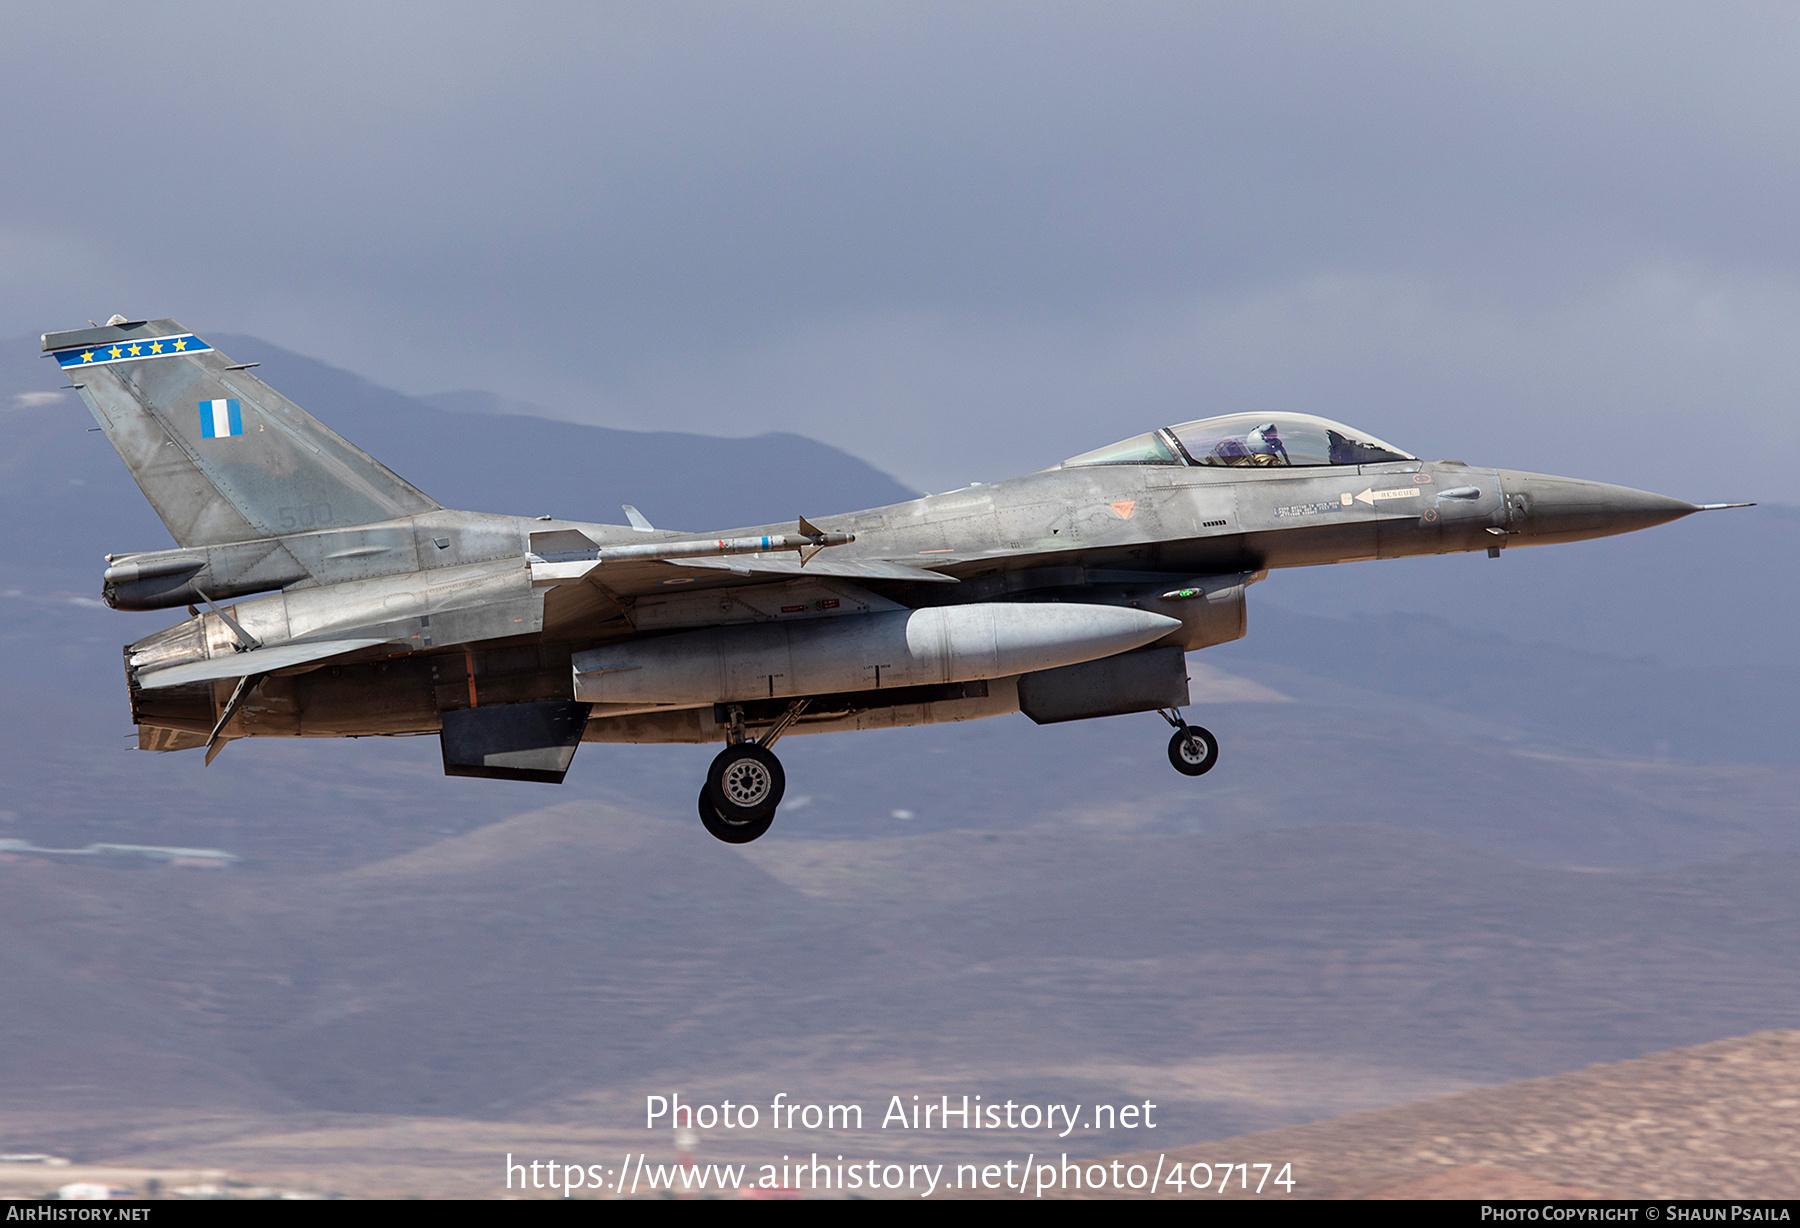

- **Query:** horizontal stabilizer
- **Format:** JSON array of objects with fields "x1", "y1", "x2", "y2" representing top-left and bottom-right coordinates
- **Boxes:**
[{"x1": 136, "y1": 637, "x2": 391, "y2": 690}]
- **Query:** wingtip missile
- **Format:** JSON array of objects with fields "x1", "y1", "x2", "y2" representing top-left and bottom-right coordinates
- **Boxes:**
[{"x1": 529, "y1": 523, "x2": 857, "y2": 583}]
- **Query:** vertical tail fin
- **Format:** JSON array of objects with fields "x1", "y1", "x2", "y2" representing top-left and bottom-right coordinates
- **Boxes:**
[{"x1": 44, "y1": 318, "x2": 439, "y2": 547}]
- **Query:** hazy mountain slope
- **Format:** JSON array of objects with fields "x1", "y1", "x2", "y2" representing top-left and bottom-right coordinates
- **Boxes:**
[
  {"x1": 1098, "y1": 1031, "x2": 1800, "y2": 1199},
  {"x1": 4, "y1": 807, "x2": 1799, "y2": 1143}
]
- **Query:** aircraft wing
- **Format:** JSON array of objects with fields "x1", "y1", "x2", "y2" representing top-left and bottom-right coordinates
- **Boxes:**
[
  {"x1": 535, "y1": 553, "x2": 957, "y2": 640},
  {"x1": 136, "y1": 637, "x2": 393, "y2": 689},
  {"x1": 530, "y1": 554, "x2": 956, "y2": 598},
  {"x1": 526, "y1": 522, "x2": 959, "y2": 602}
]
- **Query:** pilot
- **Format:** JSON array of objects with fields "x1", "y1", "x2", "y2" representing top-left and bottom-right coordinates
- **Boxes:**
[
  {"x1": 1209, "y1": 437, "x2": 1252, "y2": 464},
  {"x1": 1244, "y1": 422, "x2": 1289, "y2": 466}
]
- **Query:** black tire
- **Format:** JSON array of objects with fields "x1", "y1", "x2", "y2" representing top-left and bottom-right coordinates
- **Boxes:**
[
  {"x1": 1168, "y1": 725, "x2": 1219, "y2": 776},
  {"x1": 705, "y1": 743, "x2": 786, "y2": 822},
  {"x1": 699, "y1": 787, "x2": 775, "y2": 844}
]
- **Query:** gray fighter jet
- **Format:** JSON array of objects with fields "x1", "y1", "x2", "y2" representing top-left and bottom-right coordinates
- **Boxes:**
[{"x1": 46, "y1": 317, "x2": 1749, "y2": 842}]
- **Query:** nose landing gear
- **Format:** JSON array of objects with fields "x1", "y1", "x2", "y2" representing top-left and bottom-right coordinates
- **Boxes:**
[
  {"x1": 1159, "y1": 708, "x2": 1219, "y2": 777},
  {"x1": 697, "y1": 701, "x2": 806, "y2": 843}
]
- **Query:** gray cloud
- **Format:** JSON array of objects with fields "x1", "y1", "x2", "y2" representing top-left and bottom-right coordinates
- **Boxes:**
[{"x1": 3, "y1": 2, "x2": 1795, "y2": 494}]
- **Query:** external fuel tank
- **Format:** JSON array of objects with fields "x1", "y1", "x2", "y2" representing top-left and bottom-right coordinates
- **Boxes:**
[{"x1": 570, "y1": 602, "x2": 1180, "y2": 708}]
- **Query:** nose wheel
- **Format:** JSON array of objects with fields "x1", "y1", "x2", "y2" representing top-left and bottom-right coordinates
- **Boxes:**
[{"x1": 1160, "y1": 709, "x2": 1219, "y2": 777}]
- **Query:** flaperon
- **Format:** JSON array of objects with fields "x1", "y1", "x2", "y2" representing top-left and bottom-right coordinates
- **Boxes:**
[{"x1": 47, "y1": 316, "x2": 1749, "y2": 842}]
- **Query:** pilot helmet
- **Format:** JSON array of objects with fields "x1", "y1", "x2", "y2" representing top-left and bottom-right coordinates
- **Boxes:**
[{"x1": 1246, "y1": 422, "x2": 1286, "y2": 456}]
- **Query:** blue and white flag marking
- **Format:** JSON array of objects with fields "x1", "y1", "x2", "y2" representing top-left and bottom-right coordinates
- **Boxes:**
[
  {"x1": 199, "y1": 399, "x2": 243, "y2": 439},
  {"x1": 51, "y1": 334, "x2": 213, "y2": 368}
]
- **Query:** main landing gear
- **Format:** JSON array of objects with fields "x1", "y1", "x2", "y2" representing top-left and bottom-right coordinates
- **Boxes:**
[
  {"x1": 698, "y1": 701, "x2": 806, "y2": 844},
  {"x1": 1159, "y1": 708, "x2": 1219, "y2": 777},
  {"x1": 697, "y1": 700, "x2": 1217, "y2": 841}
]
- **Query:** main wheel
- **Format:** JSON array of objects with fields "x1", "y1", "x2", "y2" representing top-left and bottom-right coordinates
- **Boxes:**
[
  {"x1": 699, "y1": 788, "x2": 775, "y2": 843},
  {"x1": 1168, "y1": 725, "x2": 1219, "y2": 776},
  {"x1": 705, "y1": 743, "x2": 786, "y2": 822}
]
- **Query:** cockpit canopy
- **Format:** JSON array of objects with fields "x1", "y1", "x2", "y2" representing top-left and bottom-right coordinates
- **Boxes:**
[{"x1": 1062, "y1": 413, "x2": 1415, "y2": 470}]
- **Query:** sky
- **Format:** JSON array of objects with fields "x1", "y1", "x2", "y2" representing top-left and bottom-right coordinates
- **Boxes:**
[{"x1": 4, "y1": 2, "x2": 1797, "y2": 498}]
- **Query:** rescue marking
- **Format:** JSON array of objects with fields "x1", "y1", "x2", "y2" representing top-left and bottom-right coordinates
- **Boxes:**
[
  {"x1": 1110, "y1": 500, "x2": 1137, "y2": 519},
  {"x1": 1354, "y1": 487, "x2": 1422, "y2": 505}
]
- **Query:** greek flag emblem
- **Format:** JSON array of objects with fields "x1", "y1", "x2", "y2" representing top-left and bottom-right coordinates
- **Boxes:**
[{"x1": 199, "y1": 398, "x2": 243, "y2": 438}]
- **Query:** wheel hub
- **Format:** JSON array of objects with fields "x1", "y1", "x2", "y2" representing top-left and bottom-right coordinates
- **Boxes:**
[{"x1": 721, "y1": 758, "x2": 773, "y2": 807}]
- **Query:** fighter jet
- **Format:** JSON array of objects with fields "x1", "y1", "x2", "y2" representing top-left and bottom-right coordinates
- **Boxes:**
[{"x1": 46, "y1": 317, "x2": 1749, "y2": 842}]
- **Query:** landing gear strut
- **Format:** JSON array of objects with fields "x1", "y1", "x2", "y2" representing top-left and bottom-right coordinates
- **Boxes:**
[
  {"x1": 1159, "y1": 708, "x2": 1219, "y2": 777},
  {"x1": 697, "y1": 701, "x2": 806, "y2": 843}
]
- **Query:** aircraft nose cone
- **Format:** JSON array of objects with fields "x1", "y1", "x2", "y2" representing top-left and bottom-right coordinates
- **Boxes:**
[{"x1": 1499, "y1": 471, "x2": 1698, "y2": 545}]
